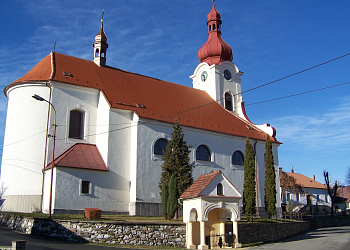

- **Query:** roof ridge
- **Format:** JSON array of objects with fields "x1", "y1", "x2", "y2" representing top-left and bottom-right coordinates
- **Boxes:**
[{"x1": 52, "y1": 52, "x2": 196, "y2": 91}]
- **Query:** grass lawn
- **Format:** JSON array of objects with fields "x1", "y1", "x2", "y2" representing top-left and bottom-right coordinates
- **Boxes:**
[{"x1": 0, "y1": 211, "x2": 184, "y2": 223}]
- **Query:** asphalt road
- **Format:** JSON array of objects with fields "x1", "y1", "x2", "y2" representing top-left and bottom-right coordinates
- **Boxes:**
[
  {"x1": 0, "y1": 225, "x2": 140, "y2": 250},
  {"x1": 246, "y1": 225, "x2": 350, "y2": 250}
]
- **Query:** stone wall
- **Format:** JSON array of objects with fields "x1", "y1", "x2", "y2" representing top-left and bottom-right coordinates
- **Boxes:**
[
  {"x1": 0, "y1": 213, "x2": 186, "y2": 248},
  {"x1": 310, "y1": 217, "x2": 350, "y2": 229},
  {"x1": 237, "y1": 221, "x2": 310, "y2": 244},
  {"x1": 2, "y1": 212, "x2": 349, "y2": 247}
]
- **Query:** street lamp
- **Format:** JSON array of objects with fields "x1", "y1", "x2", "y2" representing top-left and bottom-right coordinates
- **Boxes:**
[{"x1": 32, "y1": 94, "x2": 56, "y2": 218}]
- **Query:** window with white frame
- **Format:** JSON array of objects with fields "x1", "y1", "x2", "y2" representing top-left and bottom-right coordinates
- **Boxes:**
[
  {"x1": 196, "y1": 145, "x2": 211, "y2": 161},
  {"x1": 232, "y1": 151, "x2": 244, "y2": 166},
  {"x1": 224, "y1": 92, "x2": 233, "y2": 111},
  {"x1": 69, "y1": 109, "x2": 85, "y2": 139},
  {"x1": 81, "y1": 180, "x2": 91, "y2": 194},
  {"x1": 154, "y1": 138, "x2": 168, "y2": 155},
  {"x1": 217, "y1": 183, "x2": 223, "y2": 196}
]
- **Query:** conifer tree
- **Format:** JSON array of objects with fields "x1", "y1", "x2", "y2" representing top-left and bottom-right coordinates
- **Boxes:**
[
  {"x1": 159, "y1": 122, "x2": 194, "y2": 199},
  {"x1": 161, "y1": 182, "x2": 168, "y2": 219},
  {"x1": 167, "y1": 175, "x2": 178, "y2": 219},
  {"x1": 243, "y1": 137, "x2": 256, "y2": 221},
  {"x1": 264, "y1": 134, "x2": 277, "y2": 214}
]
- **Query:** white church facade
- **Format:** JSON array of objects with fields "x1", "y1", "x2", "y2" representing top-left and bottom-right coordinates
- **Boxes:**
[{"x1": 0, "y1": 1, "x2": 281, "y2": 216}]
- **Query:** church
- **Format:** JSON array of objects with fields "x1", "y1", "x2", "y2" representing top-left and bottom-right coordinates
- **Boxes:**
[{"x1": 0, "y1": 1, "x2": 281, "y2": 216}]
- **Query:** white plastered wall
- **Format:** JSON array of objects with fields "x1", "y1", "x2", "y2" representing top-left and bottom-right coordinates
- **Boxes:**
[
  {"x1": 133, "y1": 119, "x2": 280, "y2": 211},
  {"x1": 0, "y1": 83, "x2": 51, "y2": 212}
]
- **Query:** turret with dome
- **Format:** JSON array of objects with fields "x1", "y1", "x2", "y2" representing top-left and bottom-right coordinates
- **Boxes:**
[{"x1": 198, "y1": 0, "x2": 233, "y2": 65}]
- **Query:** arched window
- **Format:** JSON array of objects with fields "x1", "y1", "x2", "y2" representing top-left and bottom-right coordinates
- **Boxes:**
[
  {"x1": 69, "y1": 109, "x2": 84, "y2": 139},
  {"x1": 101, "y1": 49, "x2": 105, "y2": 58},
  {"x1": 196, "y1": 145, "x2": 211, "y2": 161},
  {"x1": 232, "y1": 151, "x2": 244, "y2": 166},
  {"x1": 95, "y1": 48, "x2": 99, "y2": 57},
  {"x1": 225, "y1": 92, "x2": 233, "y2": 111},
  {"x1": 217, "y1": 183, "x2": 223, "y2": 196},
  {"x1": 154, "y1": 138, "x2": 168, "y2": 155}
]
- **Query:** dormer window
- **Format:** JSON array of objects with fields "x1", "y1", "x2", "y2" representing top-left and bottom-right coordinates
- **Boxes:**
[{"x1": 217, "y1": 183, "x2": 223, "y2": 196}]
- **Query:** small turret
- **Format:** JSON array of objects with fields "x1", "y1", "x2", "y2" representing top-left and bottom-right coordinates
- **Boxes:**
[{"x1": 93, "y1": 11, "x2": 109, "y2": 67}]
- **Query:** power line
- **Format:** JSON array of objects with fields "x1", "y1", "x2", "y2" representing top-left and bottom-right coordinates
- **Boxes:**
[
  {"x1": 1, "y1": 53, "x2": 350, "y2": 147},
  {"x1": 240, "y1": 52, "x2": 350, "y2": 95},
  {"x1": 0, "y1": 130, "x2": 47, "y2": 150},
  {"x1": 163, "y1": 52, "x2": 350, "y2": 119},
  {"x1": 246, "y1": 81, "x2": 350, "y2": 106}
]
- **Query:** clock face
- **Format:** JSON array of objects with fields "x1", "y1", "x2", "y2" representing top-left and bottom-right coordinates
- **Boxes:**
[
  {"x1": 201, "y1": 71, "x2": 208, "y2": 82},
  {"x1": 224, "y1": 69, "x2": 232, "y2": 80}
]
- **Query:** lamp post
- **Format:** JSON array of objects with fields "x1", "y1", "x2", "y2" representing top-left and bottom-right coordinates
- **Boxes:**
[{"x1": 32, "y1": 94, "x2": 56, "y2": 218}]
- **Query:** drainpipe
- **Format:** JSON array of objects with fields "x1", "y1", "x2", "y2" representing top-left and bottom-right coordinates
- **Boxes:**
[
  {"x1": 254, "y1": 140, "x2": 259, "y2": 217},
  {"x1": 40, "y1": 81, "x2": 52, "y2": 213}
]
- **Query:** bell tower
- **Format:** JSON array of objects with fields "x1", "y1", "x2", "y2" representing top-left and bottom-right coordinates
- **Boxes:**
[
  {"x1": 191, "y1": 0, "x2": 245, "y2": 118},
  {"x1": 93, "y1": 11, "x2": 109, "y2": 67}
]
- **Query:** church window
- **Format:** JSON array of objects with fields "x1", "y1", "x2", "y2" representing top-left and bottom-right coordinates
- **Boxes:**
[
  {"x1": 232, "y1": 151, "x2": 244, "y2": 165},
  {"x1": 196, "y1": 145, "x2": 211, "y2": 161},
  {"x1": 95, "y1": 48, "x2": 99, "y2": 57},
  {"x1": 81, "y1": 180, "x2": 91, "y2": 194},
  {"x1": 69, "y1": 109, "x2": 84, "y2": 139},
  {"x1": 209, "y1": 25, "x2": 212, "y2": 31},
  {"x1": 217, "y1": 183, "x2": 223, "y2": 196},
  {"x1": 154, "y1": 138, "x2": 168, "y2": 155},
  {"x1": 213, "y1": 24, "x2": 216, "y2": 30},
  {"x1": 225, "y1": 92, "x2": 233, "y2": 111},
  {"x1": 101, "y1": 49, "x2": 105, "y2": 58}
]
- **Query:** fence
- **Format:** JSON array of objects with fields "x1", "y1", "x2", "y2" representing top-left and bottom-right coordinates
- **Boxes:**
[
  {"x1": 240, "y1": 210, "x2": 307, "y2": 222},
  {"x1": 206, "y1": 233, "x2": 235, "y2": 249}
]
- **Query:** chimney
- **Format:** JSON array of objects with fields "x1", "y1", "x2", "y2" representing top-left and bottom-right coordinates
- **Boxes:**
[
  {"x1": 291, "y1": 166, "x2": 294, "y2": 173},
  {"x1": 312, "y1": 175, "x2": 315, "y2": 181}
]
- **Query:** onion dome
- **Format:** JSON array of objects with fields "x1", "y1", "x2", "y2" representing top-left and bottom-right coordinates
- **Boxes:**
[{"x1": 198, "y1": 0, "x2": 233, "y2": 65}]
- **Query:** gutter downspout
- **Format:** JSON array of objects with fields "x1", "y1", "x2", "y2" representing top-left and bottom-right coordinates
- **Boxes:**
[
  {"x1": 254, "y1": 140, "x2": 259, "y2": 217},
  {"x1": 40, "y1": 51, "x2": 56, "y2": 212}
]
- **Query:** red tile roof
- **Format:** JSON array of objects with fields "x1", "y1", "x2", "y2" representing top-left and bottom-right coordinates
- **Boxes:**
[
  {"x1": 283, "y1": 172, "x2": 327, "y2": 190},
  {"x1": 337, "y1": 186, "x2": 350, "y2": 202},
  {"x1": 5, "y1": 52, "x2": 279, "y2": 143},
  {"x1": 44, "y1": 143, "x2": 108, "y2": 171},
  {"x1": 180, "y1": 170, "x2": 221, "y2": 199}
]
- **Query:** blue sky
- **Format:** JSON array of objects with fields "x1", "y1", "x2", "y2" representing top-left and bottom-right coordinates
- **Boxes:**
[{"x1": 1, "y1": 0, "x2": 350, "y2": 185}]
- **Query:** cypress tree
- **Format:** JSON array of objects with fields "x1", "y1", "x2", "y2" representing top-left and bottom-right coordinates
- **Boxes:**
[
  {"x1": 243, "y1": 137, "x2": 256, "y2": 221},
  {"x1": 264, "y1": 134, "x2": 277, "y2": 215},
  {"x1": 159, "y1": 122, "x2": 194, "y2": 200},
  {"x1": 167, "y1": 175, "x2": 178, "y2": 219},
  {"x1": 161, "y1": 182, "x2": 168, "y2": 219}
]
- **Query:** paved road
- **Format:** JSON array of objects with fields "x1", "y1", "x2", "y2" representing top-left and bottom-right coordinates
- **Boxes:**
[
  {"x1": 0, "y1": 225, "x2": 140, "y2": 250},
  {"x1": 246, "y1": 226, "x2": 350, "y2": 250}
]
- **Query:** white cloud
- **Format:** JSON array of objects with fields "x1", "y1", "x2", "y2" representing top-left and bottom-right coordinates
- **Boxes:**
[{"x1": 272, "y1": 96, "x2": 350, "y2": 152}]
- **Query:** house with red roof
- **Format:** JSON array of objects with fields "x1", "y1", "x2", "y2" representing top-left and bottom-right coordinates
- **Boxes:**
[
  {"x1": 280, "y1": 167, "x2": 331, "y2": 213},
  {"x1": 0, "y1": 1, "x2": 281, "y2": 216}
]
